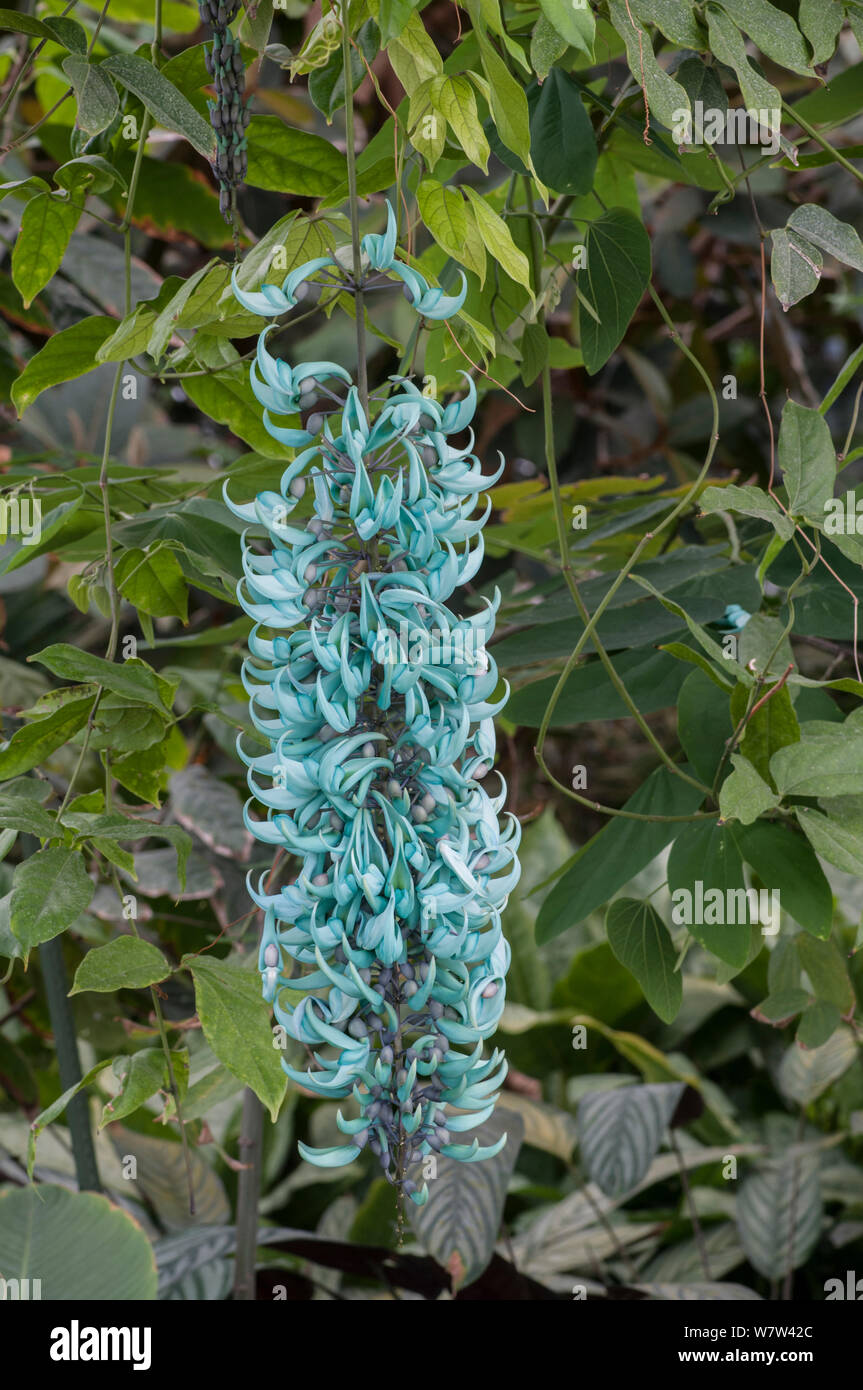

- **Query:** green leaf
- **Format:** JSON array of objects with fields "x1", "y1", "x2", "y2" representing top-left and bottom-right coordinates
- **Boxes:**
[
  {"x1": 70, "y1": 936, "x2": 170, "y2": 994},
  {"x1": 30, "y1": 644, "x2": 173, "y2": 714},
  {"x1": 662, "y1": 642, "x2": 734, "y2": 691},
  {"x1": 101, "y1": 54, "x2": 215, "y2": 158},
  {"x1": 577, "y1": 1083, "x2": 684, "y2": 1198},
  {"x1": 732, "y1": 821, "x2": 833, "y2": 939},
  {"x1": 705, "y1": 8, "x2": 790, "y2": 157},
  {"x1": 699, "y1": 482, "x2": 794, "y2": 539},
  {"x1": 795, "y1": 935, "x2": 854, "y2": 1013},
  {"x1": 377, "y1": 0, "x2": 413, "y2": 44},
  {"x1": 796, "y1": 1002, "x2": 841, "y2": 1049},
  {"x1": 407, "y1": 1108, "x2": 523, "y2": 1289},
  {"x1": 0, "y1": 696, "x2": 93, "y2": 782},
  {"x1": 308, "y1": 29, "x2": 370, "y2": 121},
  {"x1": 387, "y1": 8, "x2": 442, "y2": 89},
  {"x1": 796, "y1": 799, "x2": 863, "y2": 876},
  {"x1": 530, "y1": 68, "x2": 597, "y2": 197},
  {"x1": 766, "y1": 941, "x2": 803, "y2": 998},
  {"x1": 559, "y1": 940, "x2": 644, "y2": 1023},
  {"x1": 115, "y1": 548, "x2": 188, "y2": 621},
  {"x1": 10, "y1": 847, "x2": 95, "y2": 954},
  {"x1": 182, "y1": 954, "x2": 286, "y2": 1121},
  {"x1": 630, "y1": 574, "x2": 753, "y2": 685},
  {"x1": 236, "y1": 0, "x2": 275, "y2": 49},
  {"x1": 54, "y1": 154, "x2": 127, "y2": 197},
  {"x1": 778, "y1": 399, "x2": 836, "y2": 521},
  {"x1": 798, "y1": 0, "x2": 844, "y2": 65},
  {"x1": 673, "y1": 55, "x2": 729, "y2": 114},
  {"x1": 537, "y1": 0, "x2": 595, "y2": 57},
  {"x1": 737, "y1": 1157, "x2": 822, "y2": 1280},
  {"x1": 0, "y1": 794, "x2": 59, "y2": 841},
  {"x1": 26, "y1": 1058, "x2": 113, "y2": 1174},
  {"x1": 787, "y1": 203, "x2": 863, "y2": 272},
  {"x1": 145, "y1": 262, "x2": 212, "y2": 361},
  {"x1": 510, "y1": 647, "x2": 689, "y2": 727},
  {"x1": 472, "y1": 17, "x2": 534, "y2": 173},
  {"x1": 463, "y1": 186, "x2": 531, "y2": 290},
  {"x1": 245, "y1": 116, "x2": 346, "y2": 195},
  {"x1": 407, "y1": 79, "x2": 447, "y2": 168},
  {"x1": 518, "y1": 321, "x2": 549, "y2": 387},
  {"x1": 94, "y1": 300, "x2": 160, "y2": 363},
  {"x1": 431, "y1": 75, "x2": 489, "y2": 171},
  {"x1": 716, "y1": 0, "x2": 813, "y2": 75},
  {"x1": 731, "y1": 678, "x2": 800, "y2": 785},
  {"x1": 606, "y1": 898, "x2": 682, "y2": 1023},
  {"x1": 11, "y1": 315, "x2": 115, "y2": 415},
  {"x1": 530, "y1": 13, "x2": 567, "y2": 79},
  {"x1": 771, "y1": 725, "x2": 863, "y2": 797},
  {"x1": 536, "y1": 765, "x2": 706, "y2": 943},
  {"x1": 0, "y1": 9, "x2": 56, "y2": 37},
  {"x1": 112, "y1": 743, "x2": 173, "y2": 806},
  {"x1": 677, "y1": 668, "x2": 734, "y2": 785},
  {"x1": 61, "y1": 811, "x2": 191, "y2": 884},
  {"x1": 417, "y1": 179, "x2": 485, "y2": 281},
  {"x1": 11, "y1": 193, "x2": 81, "y2": 308},
  {"x1": 43, "y1": 16, "x2": 88, "y2": 53},
  {"x1": 100, "y1": 1048, "x2": 172, "y2": 1128},
  {"x1": 579, "y1": 209, "x2": 651, "y2": 375},
  {"x1": 668, "y1": 821, "x2": 750, "y2": 967},
  {"x1": 0, "y1": 1185, "x2": 157, "y2": 1300},
  {"x1": 608, "y1": 0, "x2": 691, "y2": 129},
  {"x1": 752, "y1": 988, "x2": 811, "y2": 1024},
  {"x1": 770, "y1": 228, "x2": 822, "y2": 310},
  {"x1": 89, "y1": 699, "x2": 168, "y2": 754},
  {"x1": 719, "y1": 754, "x2": 781, "y2": 825},
  {"x1": 631, "y1": 0, "x2": 707, "y2": 48},
  {"x1": 62, "y1": 55, "x2": 119, "y2": 136},
  {"x1": 778, "y1": 1026, "x2": 857, "y2": 1104}
]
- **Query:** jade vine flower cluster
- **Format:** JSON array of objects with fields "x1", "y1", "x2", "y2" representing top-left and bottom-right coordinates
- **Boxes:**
[{"x1": 226, "y1": 205, "x2": 521, "y2": 1204}]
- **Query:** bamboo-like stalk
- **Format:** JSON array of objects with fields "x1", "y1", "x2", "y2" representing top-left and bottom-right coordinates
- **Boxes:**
[{"x1": 40, "y1": 937, "x2": 101, "y2": 1192}]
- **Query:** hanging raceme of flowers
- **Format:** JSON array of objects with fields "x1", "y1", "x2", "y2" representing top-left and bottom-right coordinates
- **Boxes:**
[
  {"x1": 198, "y1": 0, "x2": 250, "y2": 222},
  {"x1": 226, "y1": 205, "x2": 521, "y2": 1205}
]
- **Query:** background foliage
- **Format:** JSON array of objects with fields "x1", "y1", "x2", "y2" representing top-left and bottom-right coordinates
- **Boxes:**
[{"x1": 1, "y1": 0, "x2": 863, "y2": 1301}]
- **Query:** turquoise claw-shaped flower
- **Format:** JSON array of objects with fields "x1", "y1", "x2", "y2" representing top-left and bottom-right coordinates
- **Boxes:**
[
  {"x1": 361, "y1": 200, "x2": 398, "y2": 270},
  {"x1": 231, "y1": 256, "x2": 335, "y2": 317},
  {"x1": 719, "y1": 602, "x2": 751, "y2": 631},
  {"x1": 390, "y1": 261, "x2": 468, "y2": 319}
]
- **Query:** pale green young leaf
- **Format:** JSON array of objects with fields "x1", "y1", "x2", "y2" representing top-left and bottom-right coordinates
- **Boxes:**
[{"x1": 463, "y1": 186, "x2": 531, "y2": 290}]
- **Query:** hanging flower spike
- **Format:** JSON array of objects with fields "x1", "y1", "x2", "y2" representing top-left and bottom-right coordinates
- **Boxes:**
[
  {"x1": 227, "y1": 201, "x2": 519, "y2": 1205},
  {"x1": 199, "y1": 1, "x2": 251, "y2": 224}
]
